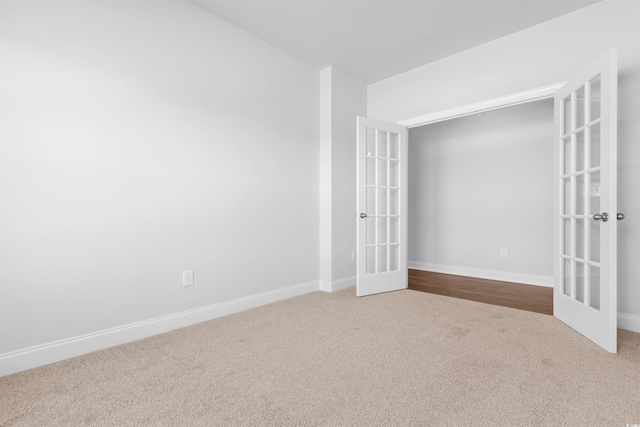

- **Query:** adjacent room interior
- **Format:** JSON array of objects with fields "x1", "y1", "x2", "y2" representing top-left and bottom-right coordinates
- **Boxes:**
[{"x1": 407, "y1": 99, "x2": 555, "y2": 314}]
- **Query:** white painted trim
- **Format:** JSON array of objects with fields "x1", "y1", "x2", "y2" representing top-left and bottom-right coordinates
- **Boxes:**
[
  {"x1": 408, "y1": 261, "x2": 554, "y2": 287},
  {"x1": 618, "y1": 312, "x2": 640, "y2": 333},
  {"x1": 398, "y1": 81, "x2": 567, "y2": 128},
  {"x1": 320, "y1": 276, "x2": 356, "y2": 293},
  {"x1": 319, "y1": 280, "x2": 332, "y2": 292},
  {"x1": 331, "y1": 275, "x2": 356, "y2": 292},
  {"x1": 0, "y1": 280, "x2": 319, "y2": 377}
]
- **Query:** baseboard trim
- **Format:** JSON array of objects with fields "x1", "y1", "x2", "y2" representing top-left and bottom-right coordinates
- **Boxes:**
[
  {"x1": 409, "y1": 261, "x2": 554, "y2": 288},
  {"x1": 0, "y1": 280, "x2": 319, "y2": 377},
  {"x1": 320, "y1": 276, "x2": 356, "y2": 293},
  {"x1": 409, "y1": 261, "x2": 639, "y2": 331},
  {"x1": 618, "y1": 312, "x2": 640, "y2": 333}
]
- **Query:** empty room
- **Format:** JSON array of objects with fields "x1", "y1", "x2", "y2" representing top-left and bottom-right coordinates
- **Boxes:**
[{"x1": 1, "y1": 0, "x2": 639, "y2": 425}]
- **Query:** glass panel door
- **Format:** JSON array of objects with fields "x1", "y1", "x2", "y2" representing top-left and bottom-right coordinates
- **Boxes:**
[
  {"x1": 554, "y1": 49, "x2": 617, "y2": 353},
  {"x1": 357, "y1": 117, "x2": 407, "y2": 297}
]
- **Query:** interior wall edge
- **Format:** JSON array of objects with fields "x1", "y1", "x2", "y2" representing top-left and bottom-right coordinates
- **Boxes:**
[{"x1": 320, "y1": 275, "x2": 356, "y2": 293}]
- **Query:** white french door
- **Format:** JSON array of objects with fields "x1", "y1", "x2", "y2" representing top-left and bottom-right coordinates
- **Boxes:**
[
  {"x1": 356, "y1": 117, "x2": 408, "y2": 297},
  {"x1": 554, "y1": 49, "x2": 618, "y2": 353}
]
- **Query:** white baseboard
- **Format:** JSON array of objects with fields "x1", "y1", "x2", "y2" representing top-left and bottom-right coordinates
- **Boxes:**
[
  {"x1": 408, "y1": 261, "x2": 554, "y2": 288},
  {"x1": 618, "y1": 312, "x2": 640, "y2": 333},
  {"x1": 0, "y1": 280, "x2": 319, "y2": 377},
  {"x1": 409, "y1": 261, "x2": 640, "y2": 332},
  {"x1": 320, "y1": 276, "x2": 356, "y2": 293}
]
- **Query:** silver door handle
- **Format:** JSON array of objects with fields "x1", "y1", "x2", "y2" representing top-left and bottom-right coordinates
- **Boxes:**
[
  {"x1": 359, "y1": 213, "x2": 367, "y2": 219},
  {"x1": 617, "y1": 213, "x2": 625, "y2": 220},
  {"x1": 593, "y1": 212, "x2": 609, "y2": 222}
]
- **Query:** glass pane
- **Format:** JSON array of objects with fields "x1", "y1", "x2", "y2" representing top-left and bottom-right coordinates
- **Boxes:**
[
  {"x1": 576, "y1": 85, "x2": 585, "y2": 129},
  {"x1": 590, "y1": 217, "x2": 600, "y2": 263},
  {"x1": 590, "y1": 123, "x2": 601, "y2": 168},
  {"x1": 590, "y1": 75, "x2": 601, "y2": 121},
  {"x1": 366, "y1": 157, "x2": 376, "y2": 185},
  {"x1": 576, "y1": 174, "x2": 585, "y2": 215},
  {"x1": 389, "y1": 133, "x2": 399, "y2": 159},
  {"x1": 366, "y1": 128, "x2": 376, "y2": 156},
  {"x1": 366, "y1": 246, "x2": 376, "y2": 274},
  {"x1": 563, "y1": 219, "x2": 571, "y2": 256},
  {"x1": 563, "y1": 178, "x2": 572, "y2": 215},
  {"x1": 389, "y1": 217, "x2": 399, "y2": 244},
  {"x1": 590, "y1": 170, "x2": 601, "y2": 202},
  {"x1": 389, "y1": 245, "x2": 399, "y2": 272},
  {"x1": 366, "y1": 188, "x2": 376, "y2": 215},
  {"x1": 377, "y1": 130, "x2": 388, "y2": 158},
  {"x1": 377, "y1": 188, "x2": 388, "y2": 215},
  {"x1": 377, "y1": 217, "x2": 388, "y2": 244},
  {"x1": 576, "y1": 131, "x2": 585, "y2": 172},
  {"x1": 389, "y1": 160, "x2": 400, "y2": 188},
  {"x1": 589, "y1": 191, "x2": 601, "y2": 216},
  {"x1": 366, "y1": 217, "x2": 376, "y2": 245},
  {"x1": 377, "y1": 246, "x2": 388, "y2": 273},
  {"x1": 389, "y1": 189, "x2": 400, "y2": 216},
  {"x1": 589, "y1": 168, "x2": 601, "y2": 245},
  {"x1": 563, "y1": 258, "x2": 572, "y2": 297},
  {"x1": 575, "y1": 262, "x2": 585, "y2": 303},
  {"x1": 576, "y1": 219, "x2": 585, "y2": 260},
  {"x1": 563, "y1": 137, "x2": 572, "y2": 174},
  {"x1": 589, "y1": 265, "x2": 600, "y2": 310},
  {"x1": 563, "y1": 96, "x2": 572, "y2": 135},
  {"x1": 377, "y1": 159, "x2": 388, "y2": 187}
]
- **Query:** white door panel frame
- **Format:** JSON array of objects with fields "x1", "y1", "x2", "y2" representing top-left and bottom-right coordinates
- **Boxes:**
[
  {"x1": 356, "y1": 117, "x2": 408, "y2": 297},
  {"x1": 553, "y1": 49, "x2": 618, "y2": 353}
]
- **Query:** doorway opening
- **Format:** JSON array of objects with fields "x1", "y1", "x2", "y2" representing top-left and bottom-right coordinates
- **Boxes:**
[
  {"x1": 357, "y1": 49, "x2": 618, "y2": 352},
  {"x1": 406, "y1": 99, "x2": 555, "y2": 314}
]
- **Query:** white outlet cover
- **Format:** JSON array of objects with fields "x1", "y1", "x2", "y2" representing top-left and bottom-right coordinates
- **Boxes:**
[{"x1": 183, "y1": 270, "x2": 194, "y2": 287}]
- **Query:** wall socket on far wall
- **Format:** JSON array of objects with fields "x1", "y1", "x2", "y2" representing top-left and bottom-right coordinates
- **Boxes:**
[
  {"x1": 183, "y1": 270, "x2": 194, "y2": 287},
  {"x1": 500, "y1": 248, "x2": 508, "y2": 258}
]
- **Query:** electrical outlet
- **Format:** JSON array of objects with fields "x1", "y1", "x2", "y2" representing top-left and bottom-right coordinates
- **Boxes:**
[
  {"x1": 183, "y1": 270, "x2": 194, "y2": 287},
  {"x1": 351, "y1": 250, "x2": 356, "y2": 262},
  {"x1": 500, "y1": 248, "x2": 508, "y2": 258}
]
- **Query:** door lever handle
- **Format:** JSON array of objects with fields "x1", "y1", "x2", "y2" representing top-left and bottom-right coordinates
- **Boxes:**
[
  {"x1": 592, "y1": 212, "x2": 609, "y2": 222},
  {"x1": 617, "y1": 213, "x2": 625, "y2": 220},
  {"x1": 359, "y1": 213, "x2": 368, "y2": 219}
]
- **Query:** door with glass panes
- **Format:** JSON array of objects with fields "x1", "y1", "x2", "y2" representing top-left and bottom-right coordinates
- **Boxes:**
[
  {"x1": 356, "y1": 117, "x2": 407, "y2": 297},
  {"x1": 554, "y1": 48, "x2": 619, "y2": 353}
]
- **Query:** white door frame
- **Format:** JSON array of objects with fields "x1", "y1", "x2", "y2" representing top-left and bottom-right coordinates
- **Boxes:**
[
  {"x1": 392, "y1": 83, "x2": 566, "y2": 288},
  {"x1": 397, "y1": 81, "x2": 567, "y2": 129},
  {"x1": 395, "y1": 84, "x2": 562, "y2": 288},
  {"x1": 391, "y1": 72, "x2": 618, "y2": 351}
]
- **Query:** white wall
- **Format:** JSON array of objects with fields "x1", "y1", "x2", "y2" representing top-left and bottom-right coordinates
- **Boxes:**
[
  {"x1": 319, "y1": 66, "x2": 367, "y2": 291},
  {"x1": 319, "y1": 68, "x2": 332, "y2": 287},
  {"x1": 369, "y1": 0, "x2": 640, "y2": 330},
  {"x1": 1, "y1": 0, "x2": 319, "y2": 366},
  {"x1": 408, "y1": 99, "x2": 554, "y2": 285},
  {"x1": 331, "y1": 68, "x2": 367, "y2": 282}
]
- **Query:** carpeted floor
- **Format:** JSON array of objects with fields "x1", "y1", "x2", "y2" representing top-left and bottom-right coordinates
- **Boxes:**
[{"x1": 1, "y1": 288, "x2": 639, "y2": 426}]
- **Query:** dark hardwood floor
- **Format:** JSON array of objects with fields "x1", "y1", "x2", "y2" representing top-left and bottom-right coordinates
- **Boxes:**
[{"x1": 408, "y1": 269, "x2": 553, "y2": 315}]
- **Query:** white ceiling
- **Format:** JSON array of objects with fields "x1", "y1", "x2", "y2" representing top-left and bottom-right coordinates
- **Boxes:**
[{"x1": 191, "y1": 0, "x2": 599, "y2": 84}]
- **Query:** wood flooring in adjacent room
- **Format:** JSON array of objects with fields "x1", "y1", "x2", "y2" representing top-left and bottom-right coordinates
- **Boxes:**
[{"x1": 408, "y1": 269, "x2": 553, "y2": 315}]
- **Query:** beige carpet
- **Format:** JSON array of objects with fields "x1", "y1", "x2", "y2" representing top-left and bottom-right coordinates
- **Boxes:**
[{"x1": 1, "y1": 288, "x2": 639, "y2": 426}]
